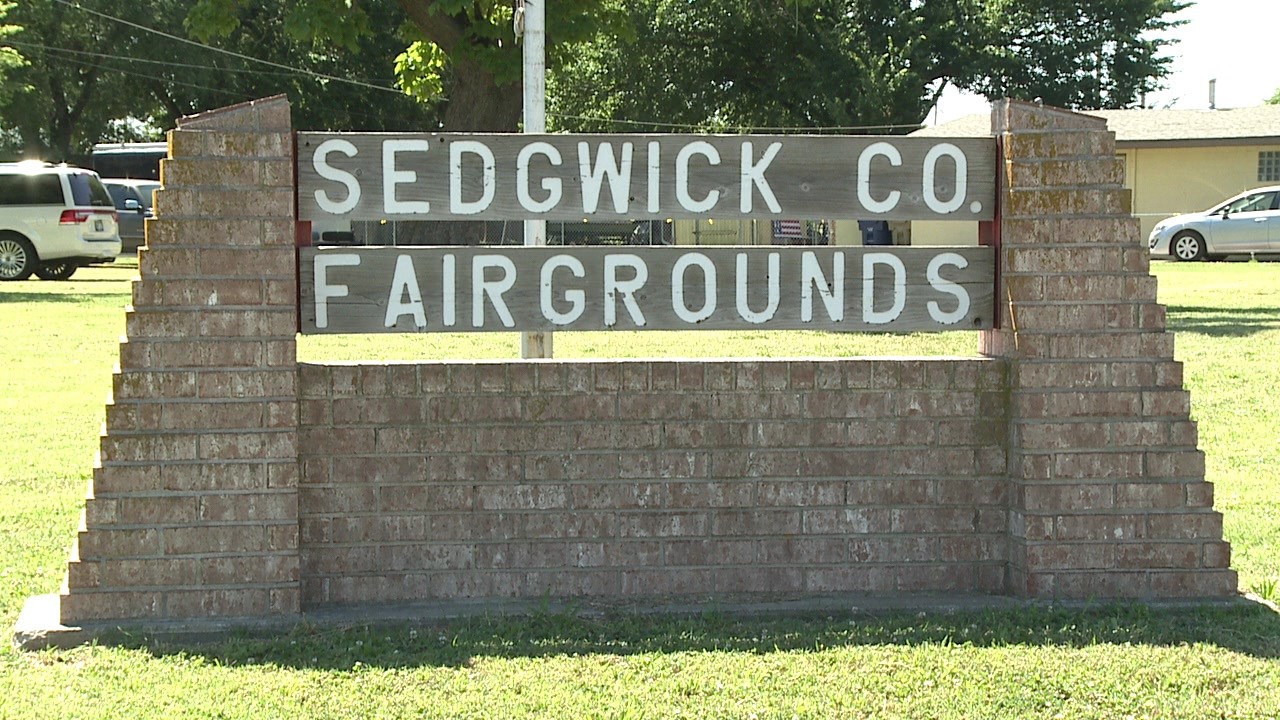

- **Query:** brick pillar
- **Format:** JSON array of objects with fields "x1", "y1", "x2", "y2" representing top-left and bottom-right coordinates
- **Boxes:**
[
  {"x1": 986, "y1": 100, "x2": 1236, "y2": 599},
  {"x1": 60, "y1": 96, "x2": 301, "y2": 623}
]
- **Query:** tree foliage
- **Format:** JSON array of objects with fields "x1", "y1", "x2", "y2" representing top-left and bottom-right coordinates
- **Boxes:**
[
  {"x1": 551, "y1": 0, "x2": 985, "y2": 133},
  {"x1": 0, "y1": 0, "x2": 144, "y2": 160},
  {"x1": 0, "y1": 2, "x2": 23, "y2": 107},
  {"x1": 0, "y1": 0, "x2": 433, "y2": 161},
  {"x1": 551, "y1": 0, "x2": 1188, "y2": 134},
  {"x1": 972, "y1": 0, "x2": 1189, "y2": 109},
  {"x1": 189, "y1": 0, "x2": 630, "y2": 131}
]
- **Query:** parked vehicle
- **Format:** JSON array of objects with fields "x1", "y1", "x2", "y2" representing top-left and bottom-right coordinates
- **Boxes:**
[
  {"x1": 102, "y1": 178, "x2": 160, "y2": 253},
  {"x1": 0, "y1": 162, "x2": 121, "y2": 281},
  {"x1": 91, "y1": 142, "x2": 165, "y2": 181},
  {"x1": 1149, "y1": 186, "x2": 1280, "y2": 261}
]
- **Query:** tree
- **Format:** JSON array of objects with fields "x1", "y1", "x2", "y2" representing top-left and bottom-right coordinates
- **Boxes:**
[
  {"x1": 0, "y1": 0, "x2": 436, "y2": 161},
  {"x1": 550, "y1": 0, "x2": 986, "y2": 133},
  {"x1": 0, "y1": 0, "x2": 145, "y2": 160},
  {"x1": 189, "y1": 0, "x2": 629, "y2": 131},
  {"x1": 550, "y1": 0, "x2": 1187, "y2": 135},
  {"x1": 0, "y1": 2, "x2": 23, "y2": 108},
  {"x1": 141, "y1": 1, "x2": 434, "y2": 133},
  {"x1": 971, "y1": 0, "x2": 1189, "y2": 109},
  {"x1": 1269, "y1": 87, "x2": 1280, "y2": 105}
]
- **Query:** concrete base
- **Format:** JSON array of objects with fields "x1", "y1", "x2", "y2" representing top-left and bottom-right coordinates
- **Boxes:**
[{"x1": 15, "y1": 591, "x2": 1275, "y2": 652}]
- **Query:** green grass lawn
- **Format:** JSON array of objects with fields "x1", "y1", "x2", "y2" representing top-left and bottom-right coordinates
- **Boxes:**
[{"x1": 0, "y1": 258, "x2": 1277, "y2": 719}]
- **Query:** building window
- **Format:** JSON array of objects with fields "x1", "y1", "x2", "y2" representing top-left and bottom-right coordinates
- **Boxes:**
[{"x1": 1260, "y1": 151, "x2": 1280, "y2": 182}]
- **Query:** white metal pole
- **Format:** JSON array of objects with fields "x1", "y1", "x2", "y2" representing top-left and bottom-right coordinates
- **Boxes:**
[{"x1": 520, "y1": 0, "x2": 551, "y2": 359}]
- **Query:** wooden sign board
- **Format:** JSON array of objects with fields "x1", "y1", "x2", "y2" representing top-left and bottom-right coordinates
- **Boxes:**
[
  {"x1": 299, "y1": 246, "x2": 994, "y2": 334},
  {"x1": 296, "y1": 133, "x2": 997, "y2": 223}
]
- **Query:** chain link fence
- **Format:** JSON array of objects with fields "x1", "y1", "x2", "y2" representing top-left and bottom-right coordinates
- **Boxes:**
[{"x1": 311, "y1": 218, "x2": 838, "y2": 247}]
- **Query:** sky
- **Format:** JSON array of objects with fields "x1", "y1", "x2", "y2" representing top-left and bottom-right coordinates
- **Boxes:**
[{"x1": 928, "y1": 0, "x2": 1277, "y2": 125}]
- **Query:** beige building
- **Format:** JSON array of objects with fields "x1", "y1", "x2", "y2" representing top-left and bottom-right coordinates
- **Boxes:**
[{"x1": 911, "y1": 104, "x2": 1280, "y2": 245}]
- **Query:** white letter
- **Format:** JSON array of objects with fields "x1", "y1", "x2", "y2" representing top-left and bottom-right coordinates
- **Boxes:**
[
  {"x1": 863, "y1": 252, "x2": 906, "y2": 324},
  {"x1": 578, "y1": 142, "x2": 634, "y2": 214},
  {"x1": 647, "y1": 141, "x2": 661, "y2": 213},
  {"x1": 541, "y1": 254, "x2": 586, "y2": 326},
  {"x1": 676, "y1": 141, "x2": 721, "y2": 212},
  {"x1": 858, "y1": 142, "x2": 902, "y2": 214},
  {"x1": 604, "y1": 254, "x2": 648, "y2": 327},
  {"x1": 740, "y1": 141, "x2": 783, "y2": 213},
  {"x1": 472, "y1": 255, "x2": 516, "y2": 328},
  {"x1": 382, "y1": 139, "x2": 431, "y2": 215},
  {"x1": 385, "y1": 254, "x2": 426, "y2": 328},
  {"x1": 517, "y1": 142, "x2": 563, "y2": 213},
  {"x1": 312, "y1": 139, "x2": 361, "y2": 215},
  {"x1": 922, "y1": 143, "x2": 967, "y2": 214},
  {"x1": 801, "y1": 251, "x2": 844, "y2": 323},
  {"x1": 312, "y1": 253, "x2": 361, "y2": 329},
  {"x1": 735, "y1": 252, "x2": 780, "y2": 324},
  {"x1": 442, "y1": 254, "x2": 457, "y2": 327},
  {"x1": 671, "y1": 252, "x2": 717, "y2": 324},
  {"x1": 451, "y1": 140, "x2": 496, "y2": 215},
  {"x1": 927, "y1": 252, "x2": 971, "y2": 325}
]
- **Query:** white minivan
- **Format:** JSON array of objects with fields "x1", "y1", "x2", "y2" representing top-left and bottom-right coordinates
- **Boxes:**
[{"x1": 0, "y1": 162, "x2": 122, "y2": 280}]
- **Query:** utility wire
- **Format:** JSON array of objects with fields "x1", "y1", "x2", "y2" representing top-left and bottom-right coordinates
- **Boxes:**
[
  {"x1": 30, "y1": 42, "x2": 419, "y2": 131},
  {"x1": 49, "y1": 0, "x2": 403, "y2": 95},
  {"x1": 36, "y1": 2, "x2": 924, "y2": 135},
  {"x1": 6, "y1": 39, "x2": 321, "y2": 80},
  {"x1": 549, "y1": 113, "x2": 924, "y2": 134}
]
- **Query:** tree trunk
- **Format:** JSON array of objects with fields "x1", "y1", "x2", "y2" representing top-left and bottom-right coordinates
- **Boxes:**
[
  {"x1": 442, "y1": 58, "x2": 523, "y2": 132},
  {"x1": 395, "y1": 1, "x2": 524, "y2": 244}
]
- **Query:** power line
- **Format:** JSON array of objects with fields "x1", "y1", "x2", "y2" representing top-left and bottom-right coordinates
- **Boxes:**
[
  {"x1": 548, "y1": 113, "x2": 924, "y2": 134},
  {"x1": 24, "y1": 42, "x2": 425, "y2": 132},
  {"x1": 6, "y1": 39, "x2": 315, "y2": 80},
  {"x1": 49, "y1": 0, "x2": 403, "y2": 95}
]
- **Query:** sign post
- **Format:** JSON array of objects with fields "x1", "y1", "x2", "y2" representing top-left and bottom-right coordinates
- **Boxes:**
[{"x1": 520, "y1": 0, "x2": 551, "y2": 358}]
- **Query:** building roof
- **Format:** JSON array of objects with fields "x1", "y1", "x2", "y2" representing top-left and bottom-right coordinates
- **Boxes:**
[{"x1": 914, "y1": 105, "x2": 1280, "y2": 146}]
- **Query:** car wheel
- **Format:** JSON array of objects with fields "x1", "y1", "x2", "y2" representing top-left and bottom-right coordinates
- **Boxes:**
[
  {"x1": 1171, "y1": 231, "x2": 1206, "y2": 261},
  {"x1": 0, "y1": 234, "x2": 38, "y2": 281},
  {"x1": 35, "y1": 261, "x2": 78, "y2": 281}
]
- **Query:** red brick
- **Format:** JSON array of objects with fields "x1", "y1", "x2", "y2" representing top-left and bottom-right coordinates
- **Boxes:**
[
  {"x1": 1185, "y1": 482, "x2": 1215, "y2": 508},
  {"x1": 1203, "y1": 541, "x2": 1232, "y2": 569},
  {"x1": 665, "y1": 539, "x2": 754, "y2": 566},
  {"x1": 1113, "y1": 542, "x2": 1200, "y2": 569},
  {"x1": 618, "y1": 511, "x2": 707, "y2": 538},
  {"x1": 715, "y1": 566, "x2": 803, "y2": 593},
  {"x1": 1145, "y1": 511, "x2": 1223, "y2": 541},
  {"x1": 200, "y1": 492, "x2": 297, "y2": 521},
  {"x1": 710, "y1": 509, "x2": 801, "y2": 536},
  {"x1": 60, "y1": 590, "x2": 163, "y2": 622},
  {"x1": 1148, "y1": 570, "x2": 1237, "y2": 598},
  {"x1": 1054, "y1": 514, "x2": 1143, "y2": 541},
  {"x1": 77, "y1": 528, "x2": 161, "y2": 559},
  {"x1": 1114, "y1": 482, "x2": 1184, "y2": 509}
]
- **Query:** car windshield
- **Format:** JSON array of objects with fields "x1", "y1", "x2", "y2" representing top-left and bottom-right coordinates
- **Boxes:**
[
  {"x1": 135, "y1": 183, "x2": 160, "y2": 208},
  {"x1": 1214, "y1": 191, "x2": 1278, "y2": 215},
  {"x1": 68, "y1": 172, "x2": 114, "y2": 207}
]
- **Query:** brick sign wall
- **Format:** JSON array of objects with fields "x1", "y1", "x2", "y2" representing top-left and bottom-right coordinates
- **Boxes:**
[
  {"x1": 297, "y1": 359, "x2": 1009, "y2": 603},
  {"x1": 51, "y1": 97, "x2": 1235, "y2": 627}
]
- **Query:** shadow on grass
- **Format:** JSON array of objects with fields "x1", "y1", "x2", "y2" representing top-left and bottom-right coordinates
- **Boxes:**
[
  {"x1": 113, "y1": 601, "x2": 1280, "y2": 670},
  {"x1": 0, "y1": 291, "x2": 124, "y2": 305},
  {"x1": 1166, "y1": 305, "x2": 1280, "y2": 337}
]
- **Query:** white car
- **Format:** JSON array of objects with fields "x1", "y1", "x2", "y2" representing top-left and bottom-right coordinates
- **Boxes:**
[
  {"x1": 0, "y1": 162, "x2": 122, "y2": 281},
  {"x1": 1148, "y1": 186, "x2": 1280, "y2": 261}
]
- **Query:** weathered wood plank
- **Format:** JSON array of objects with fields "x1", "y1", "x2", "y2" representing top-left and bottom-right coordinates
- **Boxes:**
[
  {"x1": 299, "y1": 246, "x2": 995, "y2": 334},
  {"x1": 296, "y1": 133, "x2": 996, "y2": 223}
]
